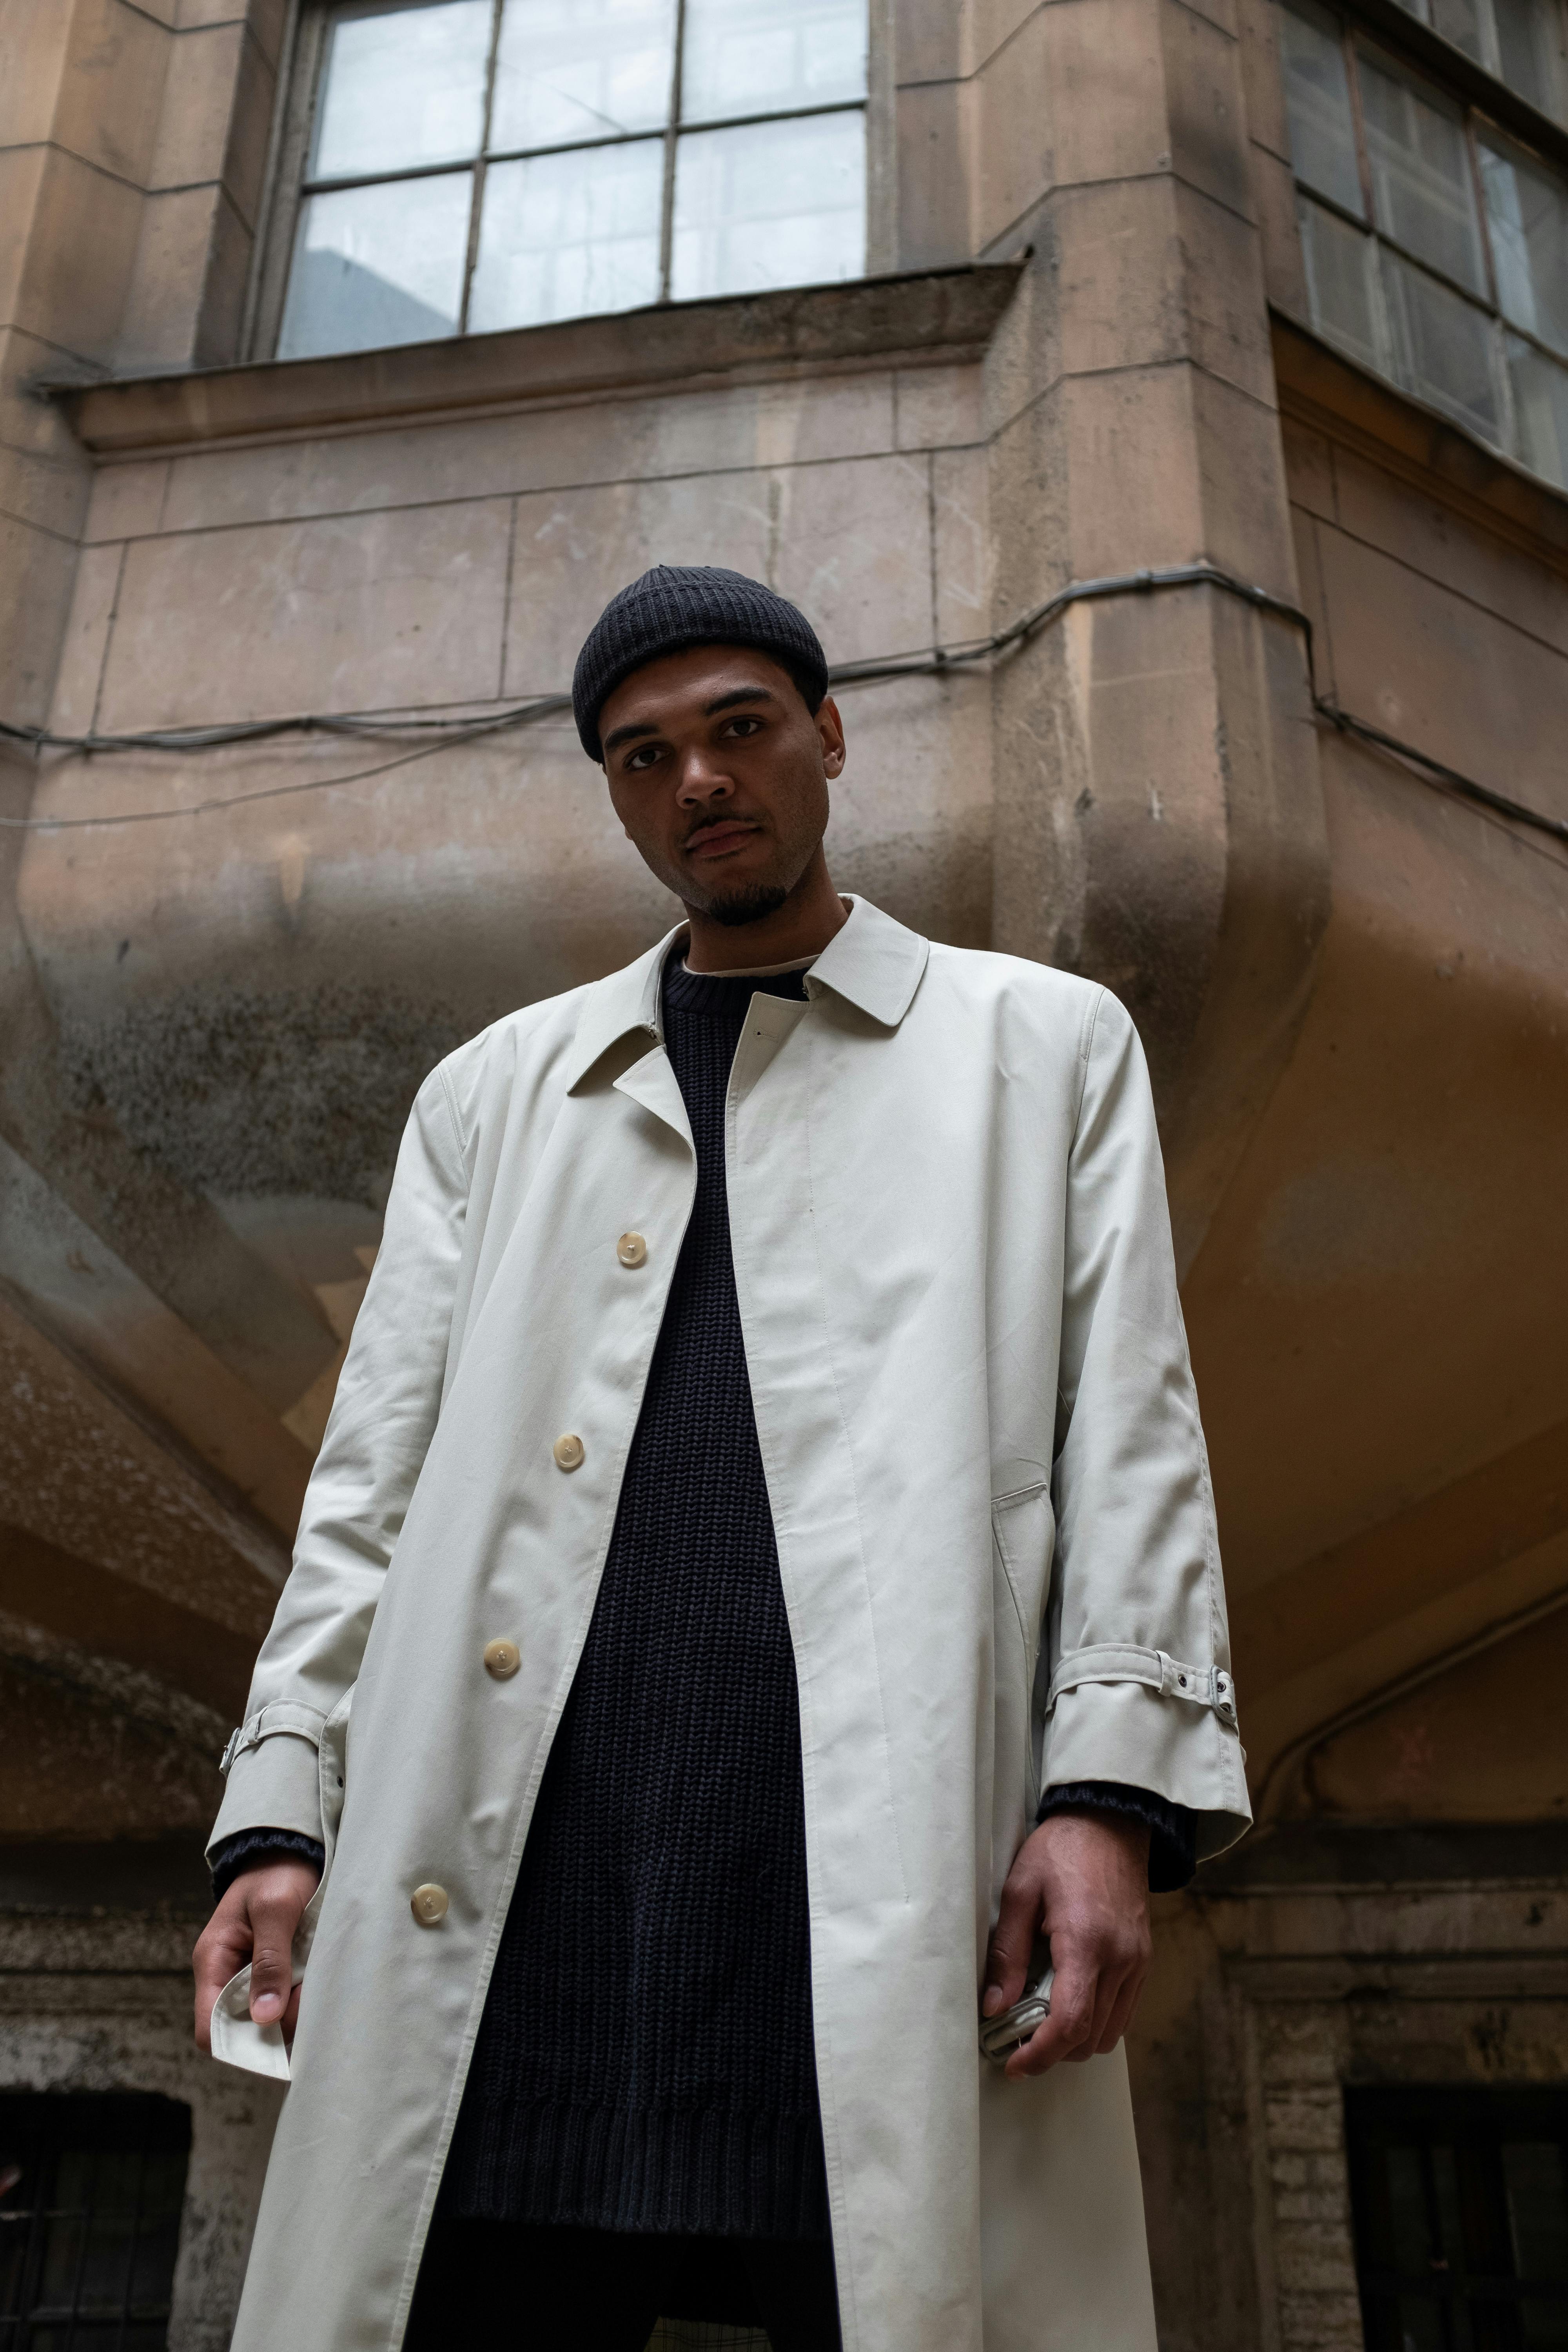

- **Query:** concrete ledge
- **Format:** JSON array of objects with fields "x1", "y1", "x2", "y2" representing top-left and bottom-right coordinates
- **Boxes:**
[
  {"x1": 57, "y1": 267, "x2": 1024, "y2": 456},
  {"x1": 1196, "y1": 1818, "x2": 1568, "y2": 1893},
  {"x1": 1272, "y1": 310, "x2": 1568, "y2": 568},
  {"x1": 0, "y1": 1839, "x2": 212, "y2": 1916}
]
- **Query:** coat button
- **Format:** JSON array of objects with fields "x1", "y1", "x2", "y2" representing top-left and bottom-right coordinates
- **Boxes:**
[
  {"x1": 554, "y1": 1432, "x2": 585, "y2": 1471},
  {"x1": 617, "y1": 1232, "x2": 648, "y2": 1268},
  {"x1": 410, "y1": 1883, "x2": 448, "y2": 1927},
  {"x1": 483, "y1": 1638, "x2": 520, "y2": 1680}
]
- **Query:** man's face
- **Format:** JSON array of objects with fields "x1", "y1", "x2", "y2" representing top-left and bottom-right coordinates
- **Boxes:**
[{"x1": 599, "y1": 645, "x2": 845, "y2": 924}]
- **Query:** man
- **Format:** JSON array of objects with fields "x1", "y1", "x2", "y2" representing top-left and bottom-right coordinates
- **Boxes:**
[{"x1": 195, "y1": 567, "x2": 1249, "y2": 2352}]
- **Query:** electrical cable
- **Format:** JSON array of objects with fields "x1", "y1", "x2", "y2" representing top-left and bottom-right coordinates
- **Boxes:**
[{"x1": 0, "y1": 561, "x2": 1563, "y2": 849}]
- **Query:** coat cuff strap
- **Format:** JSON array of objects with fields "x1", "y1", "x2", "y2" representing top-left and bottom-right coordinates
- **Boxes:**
[
  {"x1": 1047, "y1": 1644, "x2": 1238, "y2": 1727},
  {"x1": 219, "y1": 1700, "x2": 329, "y2": 1777}
]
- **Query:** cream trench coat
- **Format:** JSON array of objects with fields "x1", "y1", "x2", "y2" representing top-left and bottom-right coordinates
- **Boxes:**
[{"x1": 208, "y1": 895, "x2": 1250, "y2": 2352}]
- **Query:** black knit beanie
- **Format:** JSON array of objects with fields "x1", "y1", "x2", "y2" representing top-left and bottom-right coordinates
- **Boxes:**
[{"x1": 572, "y1": 565, "x2": 828, "y2": 760}]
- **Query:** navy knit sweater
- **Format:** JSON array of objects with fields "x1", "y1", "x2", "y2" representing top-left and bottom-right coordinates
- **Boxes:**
[{"x1": 214, "y1": 955, "x2": 1194, "y2": 2237}]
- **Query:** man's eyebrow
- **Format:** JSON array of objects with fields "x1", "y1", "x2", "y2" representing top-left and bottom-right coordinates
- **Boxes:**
[
  {"x1": 604, "y1": 685, "x2": 778, "y2": 754},
  {"x1": 603, "y1": 718, "x2": 660, "y2": 753}
]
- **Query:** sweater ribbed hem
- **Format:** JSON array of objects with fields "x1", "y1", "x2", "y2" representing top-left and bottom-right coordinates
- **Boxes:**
[{"x1": 443, "y1": 2099, "x2": 831, "y2": 2239}]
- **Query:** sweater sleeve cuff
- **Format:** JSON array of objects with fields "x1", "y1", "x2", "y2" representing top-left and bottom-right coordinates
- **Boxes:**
[
  {"x1": 210, "y1": 1828, "x2": 326, "y2": 1904},
  {"x1": 1036, "y1": 1780, "x2": 1198, "y2": 1893}
]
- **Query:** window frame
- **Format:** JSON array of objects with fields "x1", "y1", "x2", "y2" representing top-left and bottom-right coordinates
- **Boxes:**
[
  {"x1": 1344, "y1": 2082, "x2": 1568, "y2": 2351},
  {"x1": 1284, "y1": 0, "x2": 1568, "y2": 481},
  {"x1": 247, "y1": 0, "x2": 890, "y2": 363},
  {"x1": 0, "y1": 2090, "x2": 192, "y2": 2349}
]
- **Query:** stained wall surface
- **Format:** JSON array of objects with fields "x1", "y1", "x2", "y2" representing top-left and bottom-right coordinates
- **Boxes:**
[{"x1": 3, "y1": 0, "x2": 1568, "y2": 2347}]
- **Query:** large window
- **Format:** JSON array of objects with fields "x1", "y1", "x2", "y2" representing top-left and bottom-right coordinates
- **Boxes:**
[
  {"x1": 1390, "y1": 0, "x2": 1568, "y2": 124},
  {"x1": 277, "y1": 0, "x2": 869, "y2": 361},
  {"x1": 0, "y1": 2093, "x2": 191, "y2": 2349},
  {"x1": 1346, "y1": 2085, "x2": 1568, "y2": 2351},
  {"x1": 1282, "y1": 0, "x2": 1568, "y2": 488}
]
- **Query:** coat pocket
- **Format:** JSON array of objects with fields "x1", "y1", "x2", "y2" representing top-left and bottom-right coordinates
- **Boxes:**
[{"x1": 991, "y1": 1481, "x2": 1057, "y2": 1817}]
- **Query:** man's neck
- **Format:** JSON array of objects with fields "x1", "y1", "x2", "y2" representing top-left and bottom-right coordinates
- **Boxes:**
[{"x1": 682, "y1": 857, "x2": 849, "y2": 976}]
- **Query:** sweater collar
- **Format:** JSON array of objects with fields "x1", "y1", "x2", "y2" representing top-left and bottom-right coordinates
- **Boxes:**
[{"x1": 562, "y1": 895, "x2": 929, "y2": 1093}]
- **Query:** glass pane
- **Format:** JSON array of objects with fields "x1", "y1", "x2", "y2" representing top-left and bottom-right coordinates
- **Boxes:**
[
  {"x1": 1430, "y1": 0, "x2": 1492, "y2": 68},
  {"x1": 1299, "y1": 194, "x2": 1385, "y2": 366},
  {"x1": 1281, "y1": 2, "x2": 1365, "y2": 214},
  {"x1": 671, "y1": 109, "x2": 865, "y2": 300},
  {"x1": 681, "y1": 0, "x2": 867, "y2": 125},
  {"x1": 1479, "y1": 133, "x2": 1568, "y2": 355},
  {"x1": 470, "y1": 140, "x2": 663, "y2": 329},
  {"x1": 1494, "y1": 0, "x2": 1566, "y2": 121},
  {"x1": 1503, "y1": 2142, "x2": 1568, "y2": 2279},
  {"x1": 279, "y1": 173, "x2": 471, "y2": 359},
  {"x1": 127, "y1": 2152, "x2": 184, "y2": 2312},
  {"x1": 1396, "y1": 2296, "x2": 1447, "y2": 2352},
  {"x1": 77, "y1": 2152, "x2": 138, "y2": 2312},
  {"x1": 1387, "y1": 2145, "x2": 1437, "y2": 2275},
  {"x1": 312, "y1": 1, "x2": 491, "y2": 180},
  {"x1": 491, "y1": 0, "x2": 675, "y2": 151},
  {"x1": 1381, "y1": 246, "x2": 1504, "y2": 439},
  {"x1": 1518, "y1": 2298, "x2": 1568, "y2": 2352},
  {"x1": 1357, "y1": 49, "x2": 1487, "y2": 293}
]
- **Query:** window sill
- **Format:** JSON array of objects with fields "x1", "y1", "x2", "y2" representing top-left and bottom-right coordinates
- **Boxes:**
[
  {"x1": 56, "y1": 266, "x2": 1022, "y2": 457},
  {"x1": 1270, "y1": 307, "x2": 1568, "y2": 568}
]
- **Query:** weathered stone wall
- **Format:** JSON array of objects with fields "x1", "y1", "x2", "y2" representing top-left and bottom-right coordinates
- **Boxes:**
[
  {"x1": 0, "y1": 1851, "x2": 281, "y2": 2352},
  {"x1": 1131, "y1": 1829, "x2": 1568, "y2": 2352},
  {"x1": 4, "y1": 5, "x2": 1568, "y2": 2349}
]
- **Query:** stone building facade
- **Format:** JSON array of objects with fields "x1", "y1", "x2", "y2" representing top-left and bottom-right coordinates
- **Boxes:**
[{"x1": 1, "y1": 0, "x2": 1566, "y2": 2343}]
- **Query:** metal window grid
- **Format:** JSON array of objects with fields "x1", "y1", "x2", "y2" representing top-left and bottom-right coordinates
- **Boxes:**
[
  {"x1": 1286, "y1": 0, "x2": 1568, "y2": 472},
  {"x1": 1345, "y1": 2083, "x2": 1568, "y2": 2352},
  {"x1": 294, "y1": 0, "x2": 869, "y2": 335},
  {"x1": 0, "y1": 2094, "x2": 191, "y2": 2352}
]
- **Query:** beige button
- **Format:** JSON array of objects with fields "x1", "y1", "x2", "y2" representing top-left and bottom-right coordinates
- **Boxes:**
[
  {"x1": 554, "y1": 1432, "x2": 585, "y2": 1472},
  {"x1": 617, "y1": 1232, "x2": 648, "y2": 1268},
  {"x1": 483, "y1": 1637, "x2": 521, "y2": 1681},
  {"x1": 410, "y1": 1883, "x2": 448, "y2": 1927}
]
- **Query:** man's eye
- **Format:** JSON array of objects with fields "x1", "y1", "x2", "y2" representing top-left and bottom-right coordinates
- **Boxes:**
[
  {"x1": 624, "y1": 745, "x2": 663, "y2": 771},
  {"x1": 724, "y1": 716, "x2": 762, "y2": 737}
]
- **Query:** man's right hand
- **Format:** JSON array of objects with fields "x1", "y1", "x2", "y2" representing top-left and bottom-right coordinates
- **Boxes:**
[{"x1": 193, "y1": 1859, "x2": 321, "y2": 2055}]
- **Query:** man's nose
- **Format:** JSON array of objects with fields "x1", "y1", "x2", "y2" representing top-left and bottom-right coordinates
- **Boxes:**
[{"x1": 674, "y1": 751, "x2": 734, "y2": 805}]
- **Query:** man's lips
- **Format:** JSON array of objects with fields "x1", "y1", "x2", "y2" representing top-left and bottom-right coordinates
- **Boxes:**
[{"x1": 684, "y1": 820, "x2": 760, "y2": 860}]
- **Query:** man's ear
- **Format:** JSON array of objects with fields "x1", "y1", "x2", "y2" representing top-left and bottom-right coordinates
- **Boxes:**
[{"x1": 817, "y1": 694, "x2": 846, "y2": 777}]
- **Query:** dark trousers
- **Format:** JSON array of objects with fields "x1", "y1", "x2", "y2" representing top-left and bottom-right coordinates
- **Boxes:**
[{"x1": 405, "y1": 2219, "x2": 842, "y2": 2350}]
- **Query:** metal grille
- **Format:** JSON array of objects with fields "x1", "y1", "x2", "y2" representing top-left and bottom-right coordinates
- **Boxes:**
[
  {"x1": 1346, "y1": 2083, "x2": 1568, "y2": 2351},
  {"x1": 647, "y1": 2326, "x2": 771, "y2": 2351},
  {"x1": 0, "y1": 2095, "x2": 191, "y2": 2352}
]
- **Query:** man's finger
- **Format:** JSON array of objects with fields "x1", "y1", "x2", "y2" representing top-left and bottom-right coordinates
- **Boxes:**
[
  {"x1": 192, "y1": 1915, "x2": 250, "y2": 2055},
  {"x1": 982, "y1": 1873, "x2": 1041, "y2": 2018},
  {"x1": 1094, "y1": 1952, "x2": 1151, "y2": 2056},
  {"x1": 1094, "y1": 1972, "x2": 1143, "y2": 2057},
  {"x1": 1005, "y1": 1953, "x2": 1096, "y2": 2077},
  {"x1": 1072, "y1": 1953, "x2": 1131, "y2": 2063},
  {"x1": 247, "y1": 1893, "x2": 301, "y2": 2025}
]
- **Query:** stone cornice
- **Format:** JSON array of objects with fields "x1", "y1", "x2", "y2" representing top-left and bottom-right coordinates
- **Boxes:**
[{"x1": 55, "y1": 266, "x2": 1023, "y2": 456}]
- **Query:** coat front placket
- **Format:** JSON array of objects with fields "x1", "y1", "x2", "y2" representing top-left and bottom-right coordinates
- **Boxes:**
[{"x1": 232, "y1": 1042, "x2": 702, "y2": 2352}]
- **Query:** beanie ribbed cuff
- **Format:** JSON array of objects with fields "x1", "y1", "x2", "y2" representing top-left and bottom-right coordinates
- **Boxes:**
[{"x1": 572, "y1": 565, "x2": 828, "y2": 759}]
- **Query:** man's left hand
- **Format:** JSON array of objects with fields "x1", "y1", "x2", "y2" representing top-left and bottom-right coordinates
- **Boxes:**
[{"x1": 982, "y1": 1811, "x2": 1152, "y2": 2080}]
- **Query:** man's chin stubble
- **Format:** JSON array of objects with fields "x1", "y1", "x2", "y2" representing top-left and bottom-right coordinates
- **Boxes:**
[{"x1": 696, "y1": 882, "x2": 791, "y2": 927}]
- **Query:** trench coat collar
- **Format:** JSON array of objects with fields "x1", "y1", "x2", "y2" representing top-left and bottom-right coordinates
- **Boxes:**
[{"x1": 562, "y1": 895, "x2": 929, "y2": 1093}]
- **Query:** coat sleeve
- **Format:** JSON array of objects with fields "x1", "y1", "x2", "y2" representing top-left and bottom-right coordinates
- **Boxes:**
[
  {"x1": 206, "y1": 1064, "x2": 469, "y2": 1860},
  {"x1": 1038, "y1": 989, "x2": 1252, "y2": 1862}
]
